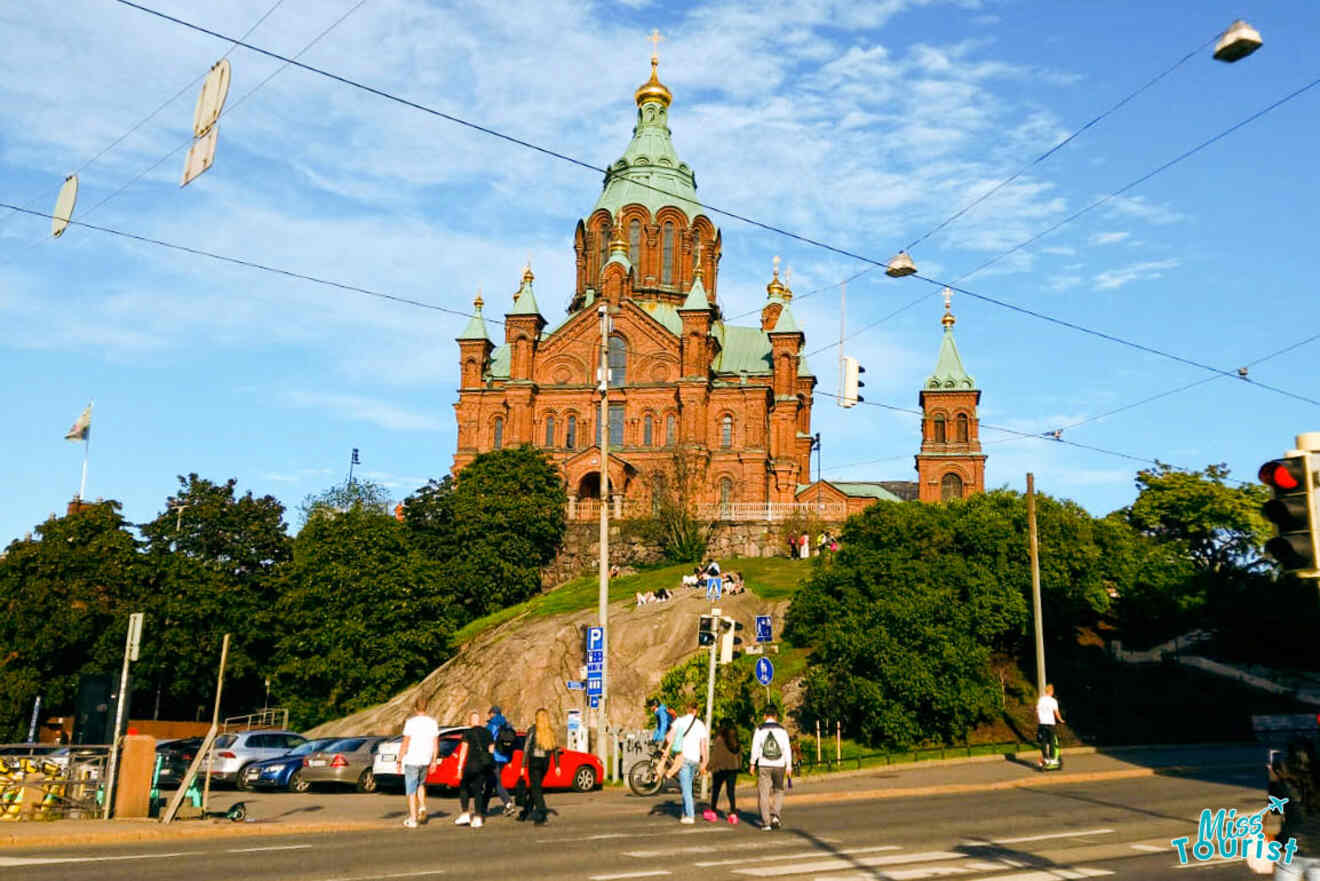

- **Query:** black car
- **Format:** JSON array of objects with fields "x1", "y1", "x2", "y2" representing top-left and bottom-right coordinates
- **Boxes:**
[{"x1": 154, "y1": 737, "x2": 204, "y2": 788}]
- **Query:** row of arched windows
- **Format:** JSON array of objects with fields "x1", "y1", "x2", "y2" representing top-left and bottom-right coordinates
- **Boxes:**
[
  {"x1": 490, "y1": 411, "x2": 740, "y2": 451},
  {"x1": 931, "y1": 412, "x2": 971, "y2": 444},
  {"x1": 593, "y1": 220, "x2": 681, "y2": 285}
]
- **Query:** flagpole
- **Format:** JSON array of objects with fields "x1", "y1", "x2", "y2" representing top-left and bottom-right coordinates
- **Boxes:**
[{"x1": 78, "y1": 436, "x2": 89, "y2": 500}]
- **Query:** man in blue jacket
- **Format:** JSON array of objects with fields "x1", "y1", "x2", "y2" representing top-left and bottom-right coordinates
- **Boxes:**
[
  {"x1": 486, "y1": 705, "x2": 515, "y2": 816},
  {"x1": 648, "y1": 698, "x2": 670, "y2": 749}
]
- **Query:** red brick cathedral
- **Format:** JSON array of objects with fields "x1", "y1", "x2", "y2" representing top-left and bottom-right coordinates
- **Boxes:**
[{"x1": 452, "y1": 55, "x2": 986, "y2": 516}]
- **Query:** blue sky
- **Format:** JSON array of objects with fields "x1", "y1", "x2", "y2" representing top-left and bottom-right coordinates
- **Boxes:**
[{"x1": 1, "y1": 0, "x2": 1314, "y2": 545}]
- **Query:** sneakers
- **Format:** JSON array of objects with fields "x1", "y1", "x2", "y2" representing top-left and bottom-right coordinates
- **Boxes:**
[
  {"x1": 503, "y1": 802, "x2": 518, "y2": 817},
  {"x1": 680, "y1": 816, "x2": 695, "y2": 824},
  {"x1": 728, "y1": 814, "x2": 739, "y2": 825},
  {"x1": 454, "y1": 812, "x2": 471, "y2": 826},
  {"x1": 403, "y1": 817, "x2": 418, "y2": 828},
  {"x1": 761, "y1": 823, "x2": 773, "y2": 832},
  {"x1": 771, "y1": 814, "x2": 782, "y2": 830},
  {"x1": 471, "y1": 816, "x2": 484, "y2": 829},
  {"x1": 702, "y1": 809, "x2": 718, "y2": 822}
]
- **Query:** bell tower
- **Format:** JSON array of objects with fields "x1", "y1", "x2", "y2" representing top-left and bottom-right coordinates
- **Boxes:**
[{"x1": 915, "y1": 289, "x2": 986, "y2": 502}]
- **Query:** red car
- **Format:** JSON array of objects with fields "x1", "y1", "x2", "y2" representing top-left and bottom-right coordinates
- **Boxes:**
[{"x1": 425, "y1": 730, "x2": 601, "y2": 792}]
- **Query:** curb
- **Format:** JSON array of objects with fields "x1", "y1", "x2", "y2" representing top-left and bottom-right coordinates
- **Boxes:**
[{"x1": 0, "y1": 819, "x2": 380, "y2": 849}]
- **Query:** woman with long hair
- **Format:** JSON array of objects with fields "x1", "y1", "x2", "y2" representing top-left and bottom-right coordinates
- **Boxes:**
[
  {"x1": 706, "y1": 720, "x2": 742, "y2": 823},
  {"x1": 519, "y1": 707, "x2": 561, "y2": 826}
]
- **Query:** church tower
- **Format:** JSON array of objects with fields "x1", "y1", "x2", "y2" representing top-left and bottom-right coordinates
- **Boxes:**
[{"x1": 915, "y1": 289, "x2": 985, "y2": 502}]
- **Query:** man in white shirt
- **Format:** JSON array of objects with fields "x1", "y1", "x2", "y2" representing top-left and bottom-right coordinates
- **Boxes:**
[
  {"x1": 663, "y1": 698, "x2": 708, "y2": 824},
  {"x1": 1035, "y1": 684, "x2": 1063, "y2": 769},
  {"x1": 750, "y1": 704, "x2": 792, "y2": 830},
  {"x1": 396, "y1": 699, "x2": 439, "y2": 828}
]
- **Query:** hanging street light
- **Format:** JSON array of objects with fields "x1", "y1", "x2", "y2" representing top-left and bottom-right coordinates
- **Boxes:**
[
  {"x1": 1213, "y1": 19, "x2": 1262, "y2": 63},
  {"x1": 885, "y1": 251, "x2": 917, "y2": 278}
]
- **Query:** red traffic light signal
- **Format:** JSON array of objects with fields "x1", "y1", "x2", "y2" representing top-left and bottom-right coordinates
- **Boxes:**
[{"x1": 1259, "y1": 454, "x2": 1320, "y2": 576}]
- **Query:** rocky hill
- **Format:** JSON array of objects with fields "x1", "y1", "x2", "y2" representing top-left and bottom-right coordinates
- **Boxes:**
[{"x1": 307, "y1": 588, "x2": 792, "y2": 736}]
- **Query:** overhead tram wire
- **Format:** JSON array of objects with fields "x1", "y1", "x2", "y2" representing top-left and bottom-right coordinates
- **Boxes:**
[
  {"x1": 2, "y1": 0, "x2": 288, "y2": 235},
  {"x1": 82, "y1": 2, "x2": 1320, "y2": 411},
  {"x1": 72, "y1": 0, "x2": 371, "y2": 228},
  {"x1": 1, "y1": 201, "x2": 500, "y2": 327}
]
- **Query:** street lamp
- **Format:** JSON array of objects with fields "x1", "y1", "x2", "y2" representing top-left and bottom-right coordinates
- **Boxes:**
[{"x1": 1214, "y1": 19, "x2": 1262, "y2": 63}]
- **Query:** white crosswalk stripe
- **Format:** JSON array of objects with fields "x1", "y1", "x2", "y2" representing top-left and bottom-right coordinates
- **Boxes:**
[
  {"x1": 733, "y1": 850, "x2": 966, "y2": 876},
  {"x1": 695, "y1": 846, "x2": 902, "y2": 868},
  {"x1": 626, "y1": 840, "x2": 800, "y2": 858},
  {"x1": 814, "y1": 866, "x2": 1112, "y2": 881}
]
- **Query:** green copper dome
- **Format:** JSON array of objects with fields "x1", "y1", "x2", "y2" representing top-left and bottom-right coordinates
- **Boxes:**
[
  {"x1": 926, "y1": 300, "x2": 976, "y2": 390},
  {"x1": 591, "y1": 60, "x2": 702, "y2": 222}
]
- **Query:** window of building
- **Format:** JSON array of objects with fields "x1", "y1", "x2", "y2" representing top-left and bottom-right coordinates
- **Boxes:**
[
  {"x1": 566, "y1": 414, "x2": 577, "y2": 450},
  {"x1": 598, "y1": 223, "x2": 610, "y2": 272},
  {"x1": 666, "y1": 413, "x2": 677, "y2": 447},
  {"x1": 609, "y1": 403, "x2": 625, "y2": 447},
  {"x1": 719, "y1": 477, "x2": 733, "y2": 513},
  {"x1": 955, "y1": 412, "x2": 969, "y2": 443},
  {"x1": 661, "y1": 222, "x2": 674, "y2": 283},
  {"x1": 720, "y1": 414, "x2": 733, "y2": 448},
  {"x1": 941, "y1": 472, "x2": 964, "y2": 501},
  {"x1": 643, "y1": 414, "x2": 653, "y2": 446},
  {"x1": 608, "y1": 335, "x2": 627, "y2": 386},
  {"x1": 545, "y1": 414, "x2": 556, "y2": 448},
  {"x1": 933, "y1": 413, "x2": 946, "y2": 444},
  {"x1": 493, "y1": 416, "x2": 504, "y2": 450},
  {"x1": 628, "y1": 219, "x2": 641, "y2": 267}
]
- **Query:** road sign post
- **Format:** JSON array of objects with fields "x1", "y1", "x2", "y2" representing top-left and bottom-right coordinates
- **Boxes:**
[
  {"x1": 755, "y1": 656, "x2": 775, "y2": 706},
  {"x1": 103, "y1": 611, "x2": 144, "y2": 819},
  {"x1": 755, "y1": 615, "x2": 773, "y2": 643}
]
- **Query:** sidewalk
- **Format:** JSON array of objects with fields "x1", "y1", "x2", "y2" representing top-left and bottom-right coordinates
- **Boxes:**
[{"x1": 1, "y1": 743, "x2": 1263, "y2": 848}]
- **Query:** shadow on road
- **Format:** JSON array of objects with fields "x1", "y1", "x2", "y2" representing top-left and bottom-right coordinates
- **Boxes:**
[{"x1": 784, "y1": 827, "x2": 1064, "y2": 879}]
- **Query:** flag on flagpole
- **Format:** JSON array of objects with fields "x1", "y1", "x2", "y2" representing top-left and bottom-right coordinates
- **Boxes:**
[{"x1": 64, "y1": 403, "x2": 92, "y2": 442}]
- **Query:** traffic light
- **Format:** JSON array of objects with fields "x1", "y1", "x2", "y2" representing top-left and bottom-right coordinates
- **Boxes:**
[
  {"x1": 718, "y1": 617, "x2": 744, "y2": 665},
  {"x1": 841, "y1": 356, "x2": 865, "y2": 408},
  {"x1": 1260, "y1": 453, "x2": 1320, "y2": 577},
  {"x1": 698, "y1": 615, "x2": 716, "y2": 647}
]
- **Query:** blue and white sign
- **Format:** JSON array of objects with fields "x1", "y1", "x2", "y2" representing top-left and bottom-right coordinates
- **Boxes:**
[
  {"x1": 754, "y1": 657, "x2": 775, "y2": 686},
  {"x1": 586, "y1": 650, "x2": 604, "y2": 664},
  {"x1": 587, "y1": 676, "x2": 603, "y2": 695},
  {"x1": 755, "y1": 615, "x2": 773, "y2": 644},
  {"x1": 565, "y1": 680, "x2": 585, "y2": 691},
  {"x1": 590, "y1": 695, "x2": 600, "y2": 708},
  {"x1": 586, "y1": 626, "x2": 604, "y2": 653}
]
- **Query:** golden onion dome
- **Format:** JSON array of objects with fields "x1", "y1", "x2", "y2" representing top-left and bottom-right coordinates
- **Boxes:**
[
  {"x1": 766, "y1": 255, "x2": 787, "y2": 299},
  {"x1": 635, "y1": 57, "x2": 672, "y2": 108}
]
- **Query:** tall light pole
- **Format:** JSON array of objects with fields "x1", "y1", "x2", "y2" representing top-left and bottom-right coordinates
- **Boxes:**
[
  {"x1": 596, "y1": 305, "x2": 611, "y2": 770},
  {"x1": 1026, "y1": 473, "x2": 1046, "y2": 694}
]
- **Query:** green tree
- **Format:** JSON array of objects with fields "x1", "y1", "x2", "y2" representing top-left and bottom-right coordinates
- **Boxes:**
[
  {"x1": 650, "y1": 655, "x2": 760, "y2": 735},
  {"x1": 299, "y1": 479, "x2": 393, "y2": 525},
  {"x1": 135, "y1": 475, "x2": 292, "y2": 721},
  {"x1": 638, "y1": 450, "x2": 712, "y2": 563},
  {"x1": 0, "y1": 502, "x2": 144, "y2": 739},
  {"x1": 273, "y1": 506, "x2": 455, "y2": 727}
]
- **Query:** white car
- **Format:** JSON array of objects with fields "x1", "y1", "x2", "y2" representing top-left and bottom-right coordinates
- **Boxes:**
[
  {"x1": 207, "y1": 730, "x2": 306, "y2": 789},
  {"x1": 371, "y1": 726, "x2": 463, "y2": 792}
]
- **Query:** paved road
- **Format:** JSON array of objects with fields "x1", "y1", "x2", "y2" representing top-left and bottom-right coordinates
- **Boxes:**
[{"x1": 0, "y1": 760, "x2": 1272, "y2": 881}]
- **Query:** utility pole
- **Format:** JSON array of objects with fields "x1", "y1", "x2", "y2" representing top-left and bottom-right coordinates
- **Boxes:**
[
  {"x1": 813, "y1": 433, "x2": 822, "y2": 512},
  {"x1": 701, "y1": 607, "x2": 720, "y2": 801},
  {"x1": 596, "y1": 305, "x2": 611, "y2": 770},
  {"x1": 1026, "y1": 473, "x2": 1046, "y2": 695},
  {"x1": 102, "y1": 612, "x2": 143, "y2": 819}
]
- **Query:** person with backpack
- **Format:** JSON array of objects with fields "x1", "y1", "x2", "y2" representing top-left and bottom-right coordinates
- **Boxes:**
[
  {"x1": 750, "y1": 703, "x2": 792, "y2": 831},
  {"x1": 518, "y1": 707, "x2": 562, "y2": 826},
  {"x1": 454, "y1": 710, "x2": 494, "y2": 828},
  {"x1": 486, "y1": 705, "x2": 517, "y2": 816},
  {"x1": 663, "y1": 698, "x2": 708, "y2": 824}
]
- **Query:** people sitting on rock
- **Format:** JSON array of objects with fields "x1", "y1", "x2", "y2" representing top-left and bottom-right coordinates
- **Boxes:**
[
  {"x1": 681, "y1": 567, "x2": 701, "y2": 588},
  {"x1": 722, "y1": 572, "x2": 745, "y2": 595},
  {"x1": 636, "y1": 587, "x2": 675, "y2": 606}
]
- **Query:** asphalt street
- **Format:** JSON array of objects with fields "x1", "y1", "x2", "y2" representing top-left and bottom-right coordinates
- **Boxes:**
[{"x1": 0, "y1": 760, "x2": 1272, "y2": 881}]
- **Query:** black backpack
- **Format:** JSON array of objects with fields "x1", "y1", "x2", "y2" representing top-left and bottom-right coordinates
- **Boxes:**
[{"x1": 496, "y1": 724, "x2": 517, "y2": 754}]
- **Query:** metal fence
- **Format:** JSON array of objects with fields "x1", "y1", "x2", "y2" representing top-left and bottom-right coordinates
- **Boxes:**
[
  {"x1": 0, "y1": 744, "x2": 111, "y2": 820},
  {"x1": 222, "y1": 708, "x2": 290, "y2": 732},
  {"x1": 568, "y1": 500, "x2": 849, "y2": 523}
]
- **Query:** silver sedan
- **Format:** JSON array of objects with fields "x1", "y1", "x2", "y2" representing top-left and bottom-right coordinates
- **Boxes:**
[{"x1": 295, "y1": 736, "x2": 390, "y2": 792}]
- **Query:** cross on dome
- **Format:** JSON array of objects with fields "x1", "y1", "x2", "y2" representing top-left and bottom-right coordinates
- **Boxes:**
[{"x1": 648, "y1": 28, "x2": 663, "y2": 61}]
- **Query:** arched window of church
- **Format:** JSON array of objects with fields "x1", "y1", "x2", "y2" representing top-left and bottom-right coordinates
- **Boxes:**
[
  {"x1": 643, "y1": 414, "x2": 653, "y2": 447},
  {"x1": 955, "y1": 412, "x2": 969, "y2": 443},
  {"x1": 608, "y1": 335, "x2": 627, "y2": 386},
  {"x1": 493, "y1": 416, "x2": 504, "y2": 450},
  {"x1": 628, "y1": 219, "x2": 641, "y2": 267},
  {"x1": 545, "y1": 415, "x2": 556, "y2": 448},
  {"x1": 721, "y1": 414, "x2": 733, "y2": 449},
  {"x1": 666, "y1": 414, "x2": 676, "y2": 447},
  {"x1": 566, "y1": 415, "x2": 577, "y2": 450},
  {"x1": 661, "y1": 222, "x2": 674, "y2": 283},
  {"x1": 941, "y1": 472, "x2": 963, "y2": 501},
  {"x1": 719, "y1": 477, "x2": 733, "y2": 514},
  {"x1": 598, "y1": 223, "x2": 610, "y2": 274},
  {"x1": 933, "y1": 413, "x2": 946, "y2": 444}
]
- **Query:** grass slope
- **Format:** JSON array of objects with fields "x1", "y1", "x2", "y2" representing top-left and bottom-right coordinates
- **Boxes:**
[{"x1": 452, "y1": 556, "x2": 812, "y2": 647}]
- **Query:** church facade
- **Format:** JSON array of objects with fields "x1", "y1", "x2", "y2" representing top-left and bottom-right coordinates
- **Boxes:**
[{"x1": 451, "y1": 55, "x2": 986, "y2": 517}]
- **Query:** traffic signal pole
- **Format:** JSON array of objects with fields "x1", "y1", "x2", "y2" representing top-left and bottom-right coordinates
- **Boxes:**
[
  {"x1": 597, "y1": 306, "x2": 610, "y2": 772},
  {"x1": 1259, "y1": 432, "x2": 1320, "y2": 579},
  {"x1": 701, "y1": 606, "x2": 719, "y2": 801}
]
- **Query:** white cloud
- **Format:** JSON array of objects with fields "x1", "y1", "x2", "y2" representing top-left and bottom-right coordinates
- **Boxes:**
[
  {"x1": 1092, "y1": 258, "x2": 1180, "y2": 291},
  {"x1": 1104, "y1": 195, "x2": 1185, "y2": 225},
  {"x1": 1089, "y1": 231, "x2": 1129, "y2": 246}
]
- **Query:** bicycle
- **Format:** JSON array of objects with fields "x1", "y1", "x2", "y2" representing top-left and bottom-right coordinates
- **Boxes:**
[{"x1": 627, "y1": 743, "x2": 679, "y2": 797}]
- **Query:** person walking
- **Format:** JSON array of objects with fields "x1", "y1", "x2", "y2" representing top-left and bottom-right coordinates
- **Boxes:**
[
  {"x1": 1036, "y1": 684, "x2": 1063, "y2": 769},
  {"x1": 705, "y1": 720, "x2": 742, "y2": 824},
  {"x1": 486, "y1": 705, "x2": 516, "y2": 816},
  {"x1": 454, "y1": 710, "x2": 494, "y2": 828},
  {"x1": 663, "y1": 698, "x2": 708, "y2": 824},
  {"x1": 750, "y1": 704, "x2": 791, "y2": 831},
  {"x1": 518, "y1": 707, "x2": 562, "y2": 826},
  {"x1": 395, "y1": 698, "x2": 439, "y2": 829}
]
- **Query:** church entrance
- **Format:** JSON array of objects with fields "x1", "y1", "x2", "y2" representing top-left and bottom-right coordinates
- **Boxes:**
[{"x1": 578, "y1": 472, "x2": 601, "y2": 501}]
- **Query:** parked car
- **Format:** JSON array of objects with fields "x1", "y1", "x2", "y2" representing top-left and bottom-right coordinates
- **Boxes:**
[
  {"x1": 296, "y1": 736, "x2": 389, "y2": 792},
  {"x1": 153, "y1": 737, "x2": 203, "y2": 788},
  {"x1": 425, "y1": 731, "x2": 601, "y2": 793},
  {"x1": 371, "y1": 727, "x2": 464, "y2": 793},
  {"x1": 207, "y1": 730, "x2": 307, "y2": 789},
  {"x1": 239, "y1": 737, "x2": 341, "y2": 791}
]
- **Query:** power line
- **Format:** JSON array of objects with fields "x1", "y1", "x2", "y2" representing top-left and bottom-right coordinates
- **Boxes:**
[{"x1": 2, "y1": 201, "x2": 498, "y2": 325}]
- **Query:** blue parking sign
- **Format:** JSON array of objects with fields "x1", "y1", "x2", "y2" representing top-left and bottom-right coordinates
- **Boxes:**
[
  {"x1": 587, "y1": 677, "x2": 603, "y2": 694},
  {"x1": 590, "y1": 696, "x2": 600, "y2": 708},
  {"x1": 587, "y1": 626, "x2": 603, "y2": 652},
  {"x1": 755, "y1": 615, "x2": 773, "y2": 644}
]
